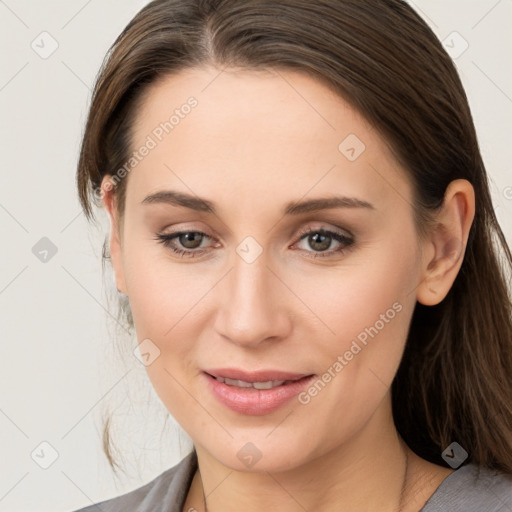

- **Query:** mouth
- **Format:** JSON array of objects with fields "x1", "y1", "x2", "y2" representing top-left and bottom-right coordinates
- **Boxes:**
[
  {"x1": 204, "y1": 368, "x2": 311, "y2": 389},
  {"x1": 205, "y1": 373, "x2": 308, "y2": 389},
  {"x1": 209, "y1": 375, "x2": 298, "y2": 389},
  {"x1": 202, "y1": 368, "x2": 316, "y2": 415}
]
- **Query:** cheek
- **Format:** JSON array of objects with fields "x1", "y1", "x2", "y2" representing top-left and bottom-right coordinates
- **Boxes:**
[
  {"x1": 121, "y1": 233, "x2": 206, "y2": 334},
  {"x1": 121, "y1": 235, "x2": 219, "y2": 376},
  {"x1": 320, "y1": 258, "x2": 415, "y2": 353},
  {"x1": 295, "y1": 229, "x2": 419, "y2": 386},
  {"x1": 286, "y1": 244, "x2": 418, "y2": 450},
  {"x1": 122, "y1": 245, "x2": 206, "y2": 419}
]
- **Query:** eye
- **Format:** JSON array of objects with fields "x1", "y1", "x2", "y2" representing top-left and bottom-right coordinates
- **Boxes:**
[
  {"x1": 154, "y1": 225, "x2": 355, "y2": 259},
  {"x1": 292, "y1": 226, "x2": 355, "y2": 259},
  {"x1": 154, "y1": 230, "x2": 217, "y2": 258}
]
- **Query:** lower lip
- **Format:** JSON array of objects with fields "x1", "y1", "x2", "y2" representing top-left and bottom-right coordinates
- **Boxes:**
[{"x1": 203, "y1": 372, "x2": 316, "y2": 415}]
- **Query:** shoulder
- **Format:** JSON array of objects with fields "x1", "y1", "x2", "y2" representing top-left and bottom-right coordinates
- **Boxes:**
[
  {"x1": 67, "y1": 450, "x2": 197, "y2": 512},
  {"x1": 421, "y1": 463, "x2": 512, "y2": 511}
]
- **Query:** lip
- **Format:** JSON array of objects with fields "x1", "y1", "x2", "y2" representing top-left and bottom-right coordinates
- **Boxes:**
[
  {"x1": 202, "y1": 369, "x2": 316, "y2": 415},
  {"x1": 204, "y1": 368, "x2": 310, "y2": 382}
]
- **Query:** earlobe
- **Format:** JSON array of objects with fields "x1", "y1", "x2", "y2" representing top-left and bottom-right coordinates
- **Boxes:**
[
  {"x1": 416, "y1": 179, "x2": 475, "y2": 306},
  {"x1": 101, "y1": 175, "x2": 128, "y2": 297}
]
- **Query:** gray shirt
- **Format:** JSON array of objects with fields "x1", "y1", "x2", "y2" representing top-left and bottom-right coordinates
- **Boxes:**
[{"x1": 69, "y1": 450, "x2": 512, "y2": 511}]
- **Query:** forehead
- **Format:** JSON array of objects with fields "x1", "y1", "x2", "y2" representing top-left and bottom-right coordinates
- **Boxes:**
[{"x1": 124, "y1": 66, "x2": 412, "y2": 218}]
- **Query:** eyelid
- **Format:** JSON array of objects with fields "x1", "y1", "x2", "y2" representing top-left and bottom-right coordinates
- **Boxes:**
[{"x1": 293, "y1": 222, "x2": 354, "y2": 241}]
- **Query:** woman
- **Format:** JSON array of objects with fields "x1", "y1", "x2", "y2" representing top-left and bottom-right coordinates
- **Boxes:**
[{"x1": 71, "y1": 0, "x2": 512, "y2": 511}]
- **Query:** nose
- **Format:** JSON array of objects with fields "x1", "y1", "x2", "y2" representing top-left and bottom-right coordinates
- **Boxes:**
[{"x1": 213, "y1": 248, "x2": 292, "y2": 349}]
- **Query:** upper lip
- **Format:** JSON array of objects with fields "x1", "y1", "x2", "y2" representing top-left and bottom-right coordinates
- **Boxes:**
[{"x1": 204, "y1": 368, "x2": 312, "y2": 382}]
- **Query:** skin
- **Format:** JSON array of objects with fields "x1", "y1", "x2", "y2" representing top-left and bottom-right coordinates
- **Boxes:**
[{"x1": 101, "y1": 66, "x2": 475, "y2": 512}]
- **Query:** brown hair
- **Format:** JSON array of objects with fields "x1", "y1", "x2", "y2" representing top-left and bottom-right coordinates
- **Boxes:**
[{"x1": 76, "y1": 0, "x2": 512, "y2": 474}]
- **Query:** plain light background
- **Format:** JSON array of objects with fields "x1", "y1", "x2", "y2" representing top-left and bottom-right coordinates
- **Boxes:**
[{"x1": 0, "y1": 1, "x2": 511, "y2": 511}]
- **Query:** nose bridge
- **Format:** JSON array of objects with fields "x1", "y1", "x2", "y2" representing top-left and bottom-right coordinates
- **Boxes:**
[{"x1": 214, "y1": 239, "x2": 289, "y2": 346}]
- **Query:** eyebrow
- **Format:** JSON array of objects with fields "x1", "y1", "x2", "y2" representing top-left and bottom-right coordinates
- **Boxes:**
[{"x1": 141, "y1": 190, "x2": 375, "y2": 215}]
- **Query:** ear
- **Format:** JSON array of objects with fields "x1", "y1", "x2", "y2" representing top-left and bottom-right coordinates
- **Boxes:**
[
  {"x1": 416, "y1": 179, "x2": 475, "y2": 306},
  {"x1": 100, "y1": 175, "x2": 128, "y2": 297}
]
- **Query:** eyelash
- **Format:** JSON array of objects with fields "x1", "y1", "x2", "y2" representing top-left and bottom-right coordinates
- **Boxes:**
[{"x1": 153, "y1": 226, "x2": 355, "y2": 260}]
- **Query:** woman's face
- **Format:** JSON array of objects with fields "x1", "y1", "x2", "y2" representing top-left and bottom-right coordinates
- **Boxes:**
[{"x1": 104, "y1": 66, "x2": 428, "y2": 472}]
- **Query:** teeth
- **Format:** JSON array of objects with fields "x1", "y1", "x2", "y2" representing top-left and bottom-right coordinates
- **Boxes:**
[
  {"x1": 252, "y1": 380, "x2": 286, "y2": 389},
  {"x1": 215, "y1": 376, "x2": 287, "y2": 389},
  {"x1": 224, "y1": 378, "x2": 253, "y2": 388}
]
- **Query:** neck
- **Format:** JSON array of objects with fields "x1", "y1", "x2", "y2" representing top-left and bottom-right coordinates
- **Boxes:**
[{"x1": 185, "y1": 396, "x2": 434, "y2": 512}]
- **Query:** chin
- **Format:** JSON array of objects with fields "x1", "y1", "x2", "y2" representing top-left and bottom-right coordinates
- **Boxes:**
[{"x1": 198, "y1": 432, "x2": 324, "y2": 474}]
